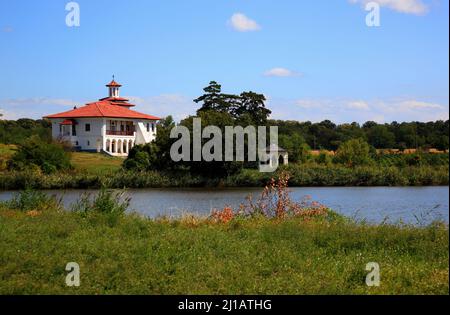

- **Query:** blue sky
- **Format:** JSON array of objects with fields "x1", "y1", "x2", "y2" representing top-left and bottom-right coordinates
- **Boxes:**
[{"x1": 0, "y1": 0, "x2": 448, "y2": 123}]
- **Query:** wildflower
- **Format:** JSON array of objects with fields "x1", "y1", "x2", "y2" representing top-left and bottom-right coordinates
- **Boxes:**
[
  {"x1": 211, "y1": 206, "x2": 234, "y2": 224},
  {"x1": 26, "y1": 210, "x2": 41, "y2": 217}
]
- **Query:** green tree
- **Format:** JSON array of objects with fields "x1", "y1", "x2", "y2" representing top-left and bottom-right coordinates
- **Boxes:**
[
  {"x1": 123, "y1": 142, "x2": 159, "y2": 171},
  {"x1": 153, "y1": 116, "x2": 176, "y2": 170},
  {"x1": 180, "y1": 110, "x2": 241, "y2": 177},
  {"x1": 335, "y1": 138, "x2": 372, "y2": 167},
  {"x1": 279, "y1": 133, "x2": 310, "y2": 163},
  {"x1": 234, "y1": 91, "x2": 271, "y2": 125},
  {"x1": 194, "y1": 82, "x2": 271, "y2": 126},
  {"x1": 194, "y1": 81, "x2": 239, "y2": 114},
  {"x1": 366, "y1": 125, "x2": 396, "y2": 149}
]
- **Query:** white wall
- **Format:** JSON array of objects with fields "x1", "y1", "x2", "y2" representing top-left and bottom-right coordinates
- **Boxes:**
[
  {"x1": 49, "y1": 118, "x2": 157, "y2": 153},
  {"x1": 50, "y1": 118, "x2": 103, "y2": 151},
  {"x1": 141, "y1": 120, "x2": 157, "y2": 142},
  {"x1": 75, "y1": 118, "x2": 104, "y2": 151}
]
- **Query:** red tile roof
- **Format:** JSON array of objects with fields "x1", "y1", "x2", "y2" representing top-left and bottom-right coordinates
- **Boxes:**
[
  {"x1": 99, "y1": 96, "x2": 129, "y2": 102},
  {"x1": 98, "y1": 96, "x2": 135, "y2": 107},
  {"x1": 44, "y1": 100, "x2": 160, "y2": 120},
  {"x1": 106, "y1": 80, "x2": 122, "y2": 87}
]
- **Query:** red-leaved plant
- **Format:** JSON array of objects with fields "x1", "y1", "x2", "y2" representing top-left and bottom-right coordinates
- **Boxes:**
[{"x1": 210, "y1": 172, "x2": 331, "y2": 223}]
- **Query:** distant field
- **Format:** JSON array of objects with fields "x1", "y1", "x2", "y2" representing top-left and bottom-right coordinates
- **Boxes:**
[{"x1": 70, "y1": 152, "x2": 123, "y2": 174}]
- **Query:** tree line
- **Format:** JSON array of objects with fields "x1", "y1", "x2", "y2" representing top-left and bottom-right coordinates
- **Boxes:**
[
  {"x1": 123, "y1": 81, "x2": 449, "y2": 175},
  {"x1": 2, "y1": 82, "x2": 447, "y2": 151},
  {"x1": 0, "y1": 118, "x2": 51, "y2": 144},
  {"x1": 272, "y1": 119, "x2": 449, "y2": 152}
]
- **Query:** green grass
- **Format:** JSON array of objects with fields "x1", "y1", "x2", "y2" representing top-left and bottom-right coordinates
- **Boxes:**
[
  {"x1": 0, "y1": 146, "x2": 123, "y2": 175},
  {"x1": 70, "y1": 152, "x2": 123, "y2": 174},
  {"x1": 0, "y1": 143, "x2": 17, "y2": 157},
  {"x1": 0, "y1": 204, "x2": 448, "y2": 294},
  {"x1": 0, "y1": 144, "x2": 17, "y2": 172}
]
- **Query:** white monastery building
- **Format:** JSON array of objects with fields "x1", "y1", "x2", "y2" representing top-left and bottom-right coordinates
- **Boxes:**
[{"x1": 44, "y1": 79, "x2": 160, "y2": 157}]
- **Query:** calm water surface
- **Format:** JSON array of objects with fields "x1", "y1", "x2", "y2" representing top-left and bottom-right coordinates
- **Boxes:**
[{"x1": 0, "y1": 186, "x2": 448, "y2": 225}]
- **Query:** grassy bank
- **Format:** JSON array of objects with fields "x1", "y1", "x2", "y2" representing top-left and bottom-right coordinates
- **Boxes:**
[
  {"x1": 0, "y1": 195, "x2": 448, "y2": 294},
  {"x1": 0, "y1": 164, "x2": 448, "y2": 190},
  {"x1": 70, "y1": 152, "x2": 123, "y2": 174}
]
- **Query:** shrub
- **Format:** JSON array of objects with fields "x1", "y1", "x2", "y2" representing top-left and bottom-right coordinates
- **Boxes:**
[
  {"x1": 216, "y1": 172, "x2": 338, "y2": 222},
  {"x1": 5, "y1": 189, "x2": 60, "y2": 212},
  {"x1": 315, "y1": 151, "x2": 333, "y2": 165},
  {"x1": 7, "y1": 136, "x2": 71, "y2": 174},
  {"x1": 72, "y1": 188, "x2": 130, "y2": 216}
]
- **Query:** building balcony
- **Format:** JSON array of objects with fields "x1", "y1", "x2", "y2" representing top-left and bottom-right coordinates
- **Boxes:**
[{"x1": 106, "y1": 130, "x2": 134, "y2": 136}]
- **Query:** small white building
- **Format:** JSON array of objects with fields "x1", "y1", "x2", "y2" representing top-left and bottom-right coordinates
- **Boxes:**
[
  {"x1": 44, "y1": 79, "x2": 160, "y2": 157},
  {"x1": 260, "y1": 144, "x2": 289, "y2": 168}
]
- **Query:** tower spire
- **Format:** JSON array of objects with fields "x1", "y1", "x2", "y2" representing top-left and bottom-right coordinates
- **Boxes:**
[{"x1": 106, "y1": 76, "x2": 122, "y2": 98}]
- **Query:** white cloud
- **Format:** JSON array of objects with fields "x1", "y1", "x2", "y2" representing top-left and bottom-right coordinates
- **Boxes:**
[
  {"x1": 1, "y1": 95, "x2": 447, "y2": 124},
  {"x1": 349, "y1": 0, "x2": 429, "y2": 15},
  {"x1": 228, "y1": 13, "x2": 261, "y2": 32},
  {"x1": 397, "y1": 100, "x2": 444, "y2": 110},
  {"x1": 0, "y1": 98, "x2": 82, "y2": 119},
  {"x1": 2, "y1": 26, "x2": 13, "y2": 33},
  {"x1": 370, "y1": 114, "x2": 387, "y2": 123},
  {"x1": 0, "y1": 95, "x2": 197, "y2": 122},
  {"x1": 295, "y1": 99, "x2": 328, "y2": 109},
  {"x1": 269, "y1": 97, "x2": 448, "y2": 123},
  {"x1": 2, "y1": 97, "x2": 80, "y2": 108},
  {"x1": 264, "y1": 67, "x2": 300, "y2": 77},
  {"x1": 346, "y1": 100, "x2": 370, "y2": 110}
]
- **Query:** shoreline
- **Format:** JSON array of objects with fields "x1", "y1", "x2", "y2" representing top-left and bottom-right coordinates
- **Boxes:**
[
  {"x1": 0, "y1": 164, "x2": 448, "y2": 190},
  {"x1": 1, "y1": 184, "x2": 450, "y2": 192},
  {"x1": 1, "y1": 186, "x2": 448, "y2": 225}
]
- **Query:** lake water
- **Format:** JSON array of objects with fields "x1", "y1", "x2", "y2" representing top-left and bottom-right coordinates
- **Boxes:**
[{"x1": 0, "y1": 186, "x2": 448, "y2": 225}]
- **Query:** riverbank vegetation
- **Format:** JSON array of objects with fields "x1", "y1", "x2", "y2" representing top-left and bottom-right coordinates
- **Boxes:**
[
  {"x1": 0, "y1": 164, "x2": 447, "y2": 190},
  {"x1": 0, "y1": 178, "x2": 448, "y2": 294},
  {"x1": 0, "y1": 145, "x2": 448, "y2": 190}
]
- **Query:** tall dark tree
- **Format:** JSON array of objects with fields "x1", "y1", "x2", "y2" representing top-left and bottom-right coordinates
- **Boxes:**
[
  {"x1": 235, "y1": 91, "x2": 271, "y2": 125},
  {"x1": 194, "y1": 81, "x2": 239, "y2": 114},
  {"x1": 194, "y1": 82, "x2": 271, "y2": 126}
]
